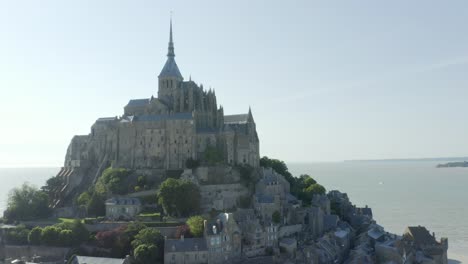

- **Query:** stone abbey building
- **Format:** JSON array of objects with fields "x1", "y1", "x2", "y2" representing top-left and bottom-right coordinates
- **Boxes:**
[{"x1": 63, "y1": 20, "x2": 259, "y2": 175}]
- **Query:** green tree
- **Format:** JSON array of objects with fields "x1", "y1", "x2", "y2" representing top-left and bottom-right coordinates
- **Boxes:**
[
  {"x1": 4, "y1": 183, "x2": 51, "y2": 221},
  {"x1": 131, "y1": 228, "x2": 164, "y2": 262},
  {"x1": 158, "y1": 179, "x2": 200, "y2": 217},
  {"x1": 87, "y1": 192, "x2": 105, "y2": 217},
  {"x1": 272, "y1": 211, "x2": 281, "y2": 224},
  {"x1": 131, "y1": 228, "x2": 164, "y2": 249},
  {"x1": 41, "y1": 176, "x2": 64, "y2": 198},
  {"x1": 186, "y1": 216, "x2": 205, "y2": 237},
  {"x1": 77, "y1": 191, "x2": 91, "y2": 206},
  {"x1": 28, "y1": 227, "x2": 42, "y2": 245},
  {"x1": 100, "y1": 168, "x2": 130, "y2": 195},
  {"x1": 259, "y1": 156, "x2": 295, "y2": 185},
  {"x1": 134, "y1": 244, "x2": 159, "y2": 264},
  {"x1": 302, "y1": 183, "x2": 326, "y2": 203}
]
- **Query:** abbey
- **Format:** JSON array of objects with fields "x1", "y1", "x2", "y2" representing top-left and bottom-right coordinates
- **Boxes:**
[{"x1": 64, "y1": 20, "x2": 259, "y2": 173}]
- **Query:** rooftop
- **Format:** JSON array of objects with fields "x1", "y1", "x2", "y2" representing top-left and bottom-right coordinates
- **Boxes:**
[
  {"x1": 105, "y1": 197, "x2": 141, "y2": 206},
  {"x1": 126, "y1": 98, "x2": 150, "y2": 108},
  {"x1": 224, "y1": 114, "x2": 249, "y2": 124},
  {"x1": 165, "y1": 237, "x2": 208, "y2": 252},
  {"x1": 71, "y1": 256, "x2": 127, "y2": 264},
  {"x1": 134, "y1": 113, "x2": 193, "y2": 122},
  {"x1": 405, "y1": 226, "x2": 437, "y2": 245}
]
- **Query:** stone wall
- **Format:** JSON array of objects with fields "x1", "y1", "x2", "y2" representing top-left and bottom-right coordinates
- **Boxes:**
[{"x1": 199, "y1": 184, "x2": 249, "y2": 212}]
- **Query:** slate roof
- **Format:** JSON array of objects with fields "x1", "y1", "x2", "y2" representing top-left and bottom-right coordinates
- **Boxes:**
[
  {"x1": 324, "y1": 215, "x2": 339, "y2": 231},
  {"x1": 159, "y1": 57, "x2": 183, "y2": 79},
  {"x1": 134, "y1": 113, "x2": 193, "y2": 122},
  {"x1": 96, "y1": 117, "x2": 117, "y2": 123},
  {"x1": 335, "y1": 230, "x2": 349, "y2": 239},
  {"x1": 72, "y1": 256, "x2": 126, "y2": 264},
  {"x1": 105, "y1": 197, "x2": 141, "y2": 206},
  {"x1": 367, "y1": 228, "x2": 384, "y2": 240},
  {"x1": 256, "y1": 194, "x2": 274, "y2": 204},
  {"x1": 405, "y1": 226, "x2": 437, "y2": 245},
  {"x1": 280, "y1": 238, "x2": 297, "y2": 246},
  {"x1": 126, "y1": 98, "x2": 150, "y2": 107},
  {"x1": 224, "y1": 114, "x2": 249, "y2": 124},
  {"x1": 165, "y1": 237, "x2": 208, "y2": 253}
]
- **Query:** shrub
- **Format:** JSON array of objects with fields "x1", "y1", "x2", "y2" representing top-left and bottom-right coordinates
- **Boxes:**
[
  {"x1": 41, "y1": 226, "x2": 62, "y2": 246},
  {"x1": 5, "y1": 226, "x2": 29, "y2": 245},
  {"x1": 28, "y1": 226, "x2": 42, "y2": 245}
]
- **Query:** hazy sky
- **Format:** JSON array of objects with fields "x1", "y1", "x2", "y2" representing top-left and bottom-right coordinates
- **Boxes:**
[{"x1": 1, "y1": 0, "x2": 468, "y2": 166}]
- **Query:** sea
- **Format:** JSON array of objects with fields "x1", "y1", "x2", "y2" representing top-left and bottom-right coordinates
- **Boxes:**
[{"x1": 0, "y1": 161, "x2": 467, "y2": 261}]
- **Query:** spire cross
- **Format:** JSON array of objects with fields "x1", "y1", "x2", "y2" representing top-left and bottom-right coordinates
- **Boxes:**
[{"x1": 168, "y1": 12, "x2": 175, "y2": 57}]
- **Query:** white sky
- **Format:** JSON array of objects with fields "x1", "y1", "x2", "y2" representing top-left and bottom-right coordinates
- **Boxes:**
[{"x1": 1, "y1": 0, "x2": 468, "y2": 166}]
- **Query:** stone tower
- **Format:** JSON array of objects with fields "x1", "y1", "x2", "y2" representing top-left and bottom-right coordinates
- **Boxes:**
[{"x1": 158, "y1": 18, "x2": 183, "y2": 103}]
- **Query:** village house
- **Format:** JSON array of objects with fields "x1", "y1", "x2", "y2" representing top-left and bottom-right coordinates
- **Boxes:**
[
  {"x1": 105, "y1": 197, "x2": 141, "y2": 220},
  {"x1": 164, "y1": 237, "x2": 208, "y2": 264}
]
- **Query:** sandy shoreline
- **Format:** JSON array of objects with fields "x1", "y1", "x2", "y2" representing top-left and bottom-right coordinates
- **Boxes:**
[{"x1": 449, "y1": 253, "x2": 468, "y2": 264}]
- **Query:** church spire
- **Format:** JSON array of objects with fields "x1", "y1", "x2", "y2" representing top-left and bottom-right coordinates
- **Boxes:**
[
  {"x1": 158, "y1": 16, "x2": 183, "y2": 80},
  {"x1": 167, "y1": 17, "x2": 175, "y2": 57}
]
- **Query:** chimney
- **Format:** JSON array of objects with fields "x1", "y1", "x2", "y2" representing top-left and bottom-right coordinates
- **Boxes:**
[{"x1": 181, "y1": 235, "x2": 184, "y2": 241}]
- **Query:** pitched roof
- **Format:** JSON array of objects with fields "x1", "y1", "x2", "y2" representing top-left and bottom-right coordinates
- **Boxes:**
[
  {"x1": 105, "y1": 197, "x2": 141, "y2": 206},
  {"x1": 165, "y1": 238, "x2": 208, "y2": 253},
  {"x1": 405, "y1": 226, "x2": 437, "y2": 245},
  {"x1": 72, "y1": 256, "x2": 126, "y2": 264},
  {"x1": 159, "y1": 57, "x2": 183, "y2": 79},
  {"x1": 134, "y1": 113, "x2": 193, "y2": 122},
  {"x1": 224, "y1": 114, "x2": 249, "y2": 124},
  {"x1": 126, "y1": 98, "x2": 150, "y2": 107},
  {"x1": 96, "y1": 117, "x2": 117, "y2": 123}
]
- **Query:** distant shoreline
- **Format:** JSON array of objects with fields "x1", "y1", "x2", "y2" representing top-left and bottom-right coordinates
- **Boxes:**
[
  {"x1": 437, "y1": 161, "x2": 468, "y2": 168},
  {"x1": 345, "y1": 157, "x2": 468, "y2": 163}
]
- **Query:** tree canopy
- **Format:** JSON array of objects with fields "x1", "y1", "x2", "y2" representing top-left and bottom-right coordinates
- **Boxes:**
[
  {"x1": 158, "y1": 178, "x2": 200, "y2": 217},
  {"x1": 131, "y1": 228, "x2": 164, "y2": 263},
  {"x1": 186, "y1": 215, "x2": 205, "y2": 237},
  {"x1": 4, "y1": 183, "x2": 51, "y2": 221}
]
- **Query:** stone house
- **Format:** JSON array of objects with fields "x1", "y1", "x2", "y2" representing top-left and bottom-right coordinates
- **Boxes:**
[
  {"x1": 105, "y1": 197, "x2": 141, "y2": 220},
  {"x1": 164, "y1": 237, "x2": 208, "y2": 264},
  {"x1": 203, "y1": 213, "x2": 242, "y2": 263},
  {"x1": 279, "y1": 238, "x2": 297, "y2": 255},
  {"x1": 402, "y1": 226, "x2": 448, "y2": 264}
]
